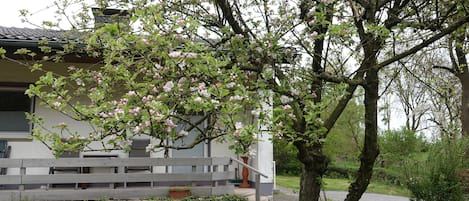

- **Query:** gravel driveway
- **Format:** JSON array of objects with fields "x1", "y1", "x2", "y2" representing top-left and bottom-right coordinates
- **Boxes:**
[{"x1": 274, "y1": 186, "x2": 410, "y2": 201}]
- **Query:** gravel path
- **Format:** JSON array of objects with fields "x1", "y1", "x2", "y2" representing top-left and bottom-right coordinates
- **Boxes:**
[{"x1": 274, "y1": 186, "x2": 410, "y2": 201}]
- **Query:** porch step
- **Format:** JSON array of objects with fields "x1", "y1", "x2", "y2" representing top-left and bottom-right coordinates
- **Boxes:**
[{"x1": 234, "y1": 187, "x2": 272, "y2": 201}]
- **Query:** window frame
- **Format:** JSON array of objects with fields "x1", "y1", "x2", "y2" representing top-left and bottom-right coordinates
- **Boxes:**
[{"x1": 0, "y1": 84, "x2": 35, "y2": 140}]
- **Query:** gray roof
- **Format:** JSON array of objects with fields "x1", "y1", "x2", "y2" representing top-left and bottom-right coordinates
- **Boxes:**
[{"x1": 0, "y1": 26, "x2": 72, "y2": 42}]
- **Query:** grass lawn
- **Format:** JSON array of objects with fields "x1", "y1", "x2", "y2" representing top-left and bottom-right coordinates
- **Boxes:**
[{"x1": 276, "y1": 175, "x2": 410, "y2": 196}]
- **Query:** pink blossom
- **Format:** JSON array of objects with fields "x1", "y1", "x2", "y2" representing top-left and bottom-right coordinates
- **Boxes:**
[
  {"x1": 114, "y1": 108, "x2": 124, "y2": 114},
  {"x1": 142, "y1": 95, "x2": 154, "y2": 103},
  {"x1": 149, "y1": 109, "x2": 157, "y2": 115},
  {"x1": 99, "y1": 112, "x2": 109, "y2": 118},
  {"x1": 141, "y1": 38, "x2": 149, "y2": 45},
  {"x1": 283, "y1": 104, "x2": 292, "y2": 110},
  {"x1": 126, "y1": 91, "x2": 136, "y2": 96},
  {"x1": 133, "y1": 125, "x2": 142, "y2": 133},
  {"x1": 163, "y1": 81, "x2": 174, "y2": 92},
  {"x1": 129, "y1": 107, "x2": 141, "y2": 116},
  {"x1": 153, "y1": 73, "x2": 162, "y2": 79},
  {"x1": 145, "y1": 121, "x2": 151, "y2": 127},
  {"x1": 233, "y1": 130, "x2": 241, "y2": 137},
  {"x1": 309, "y1": 31, "x2": 318, "y2": 40},
  {"x1": 169, "y1": 51, "x2": 182, "y2": 58},
  {"x1": 165, "y1": 119, "x2": 177, "y2": 129},
  {"x1": 178, "y1": 77, "x2": 187, "y2": 87},
  {"x1": 176, "y1": 19, "x2": 185, "y2": 25},
  {"x1": 312, "y1": 91, "x2": 317, "y2": 98},
  {"x1": 198, "y1": 83, "x2": 206, "y2": 90},
  {"x1": 276, "y1": 122, "x2": 284, "y2": 127},
  {"x1": 288, "y1": 113, "x2": 296, "y2": 119},
  {"x1": 119, "y1": 98, "x2": 128, "y2": 105}
]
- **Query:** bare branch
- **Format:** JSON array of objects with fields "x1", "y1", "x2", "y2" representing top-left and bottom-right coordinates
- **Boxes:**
[{"x1": 377, "y1": 14, "x2": 469, "y2": 69}]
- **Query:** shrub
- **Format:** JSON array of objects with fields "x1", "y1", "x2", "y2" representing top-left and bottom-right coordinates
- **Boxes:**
[
  {"x1": 273, "y1": 139, "x2": 301, "y2": 175},
  {"x1": 379, "y1": 128, "x2": 427, "y2": 166},
  {"x1": 403, "y1": 138, "x2": 468, "y2": 201}
]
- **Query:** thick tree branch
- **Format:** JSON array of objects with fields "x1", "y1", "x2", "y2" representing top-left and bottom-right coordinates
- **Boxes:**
[
  {"x1": 214, "y1": 0, "x2": 247, "y2": 36},
  {"x1": 433, "y1": 65, "x2": 456, "y2": 75}
]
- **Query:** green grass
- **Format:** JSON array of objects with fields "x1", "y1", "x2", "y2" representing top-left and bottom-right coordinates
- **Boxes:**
[{"x1": 276, "y1": 175, "x2": 410, "y2": 196}]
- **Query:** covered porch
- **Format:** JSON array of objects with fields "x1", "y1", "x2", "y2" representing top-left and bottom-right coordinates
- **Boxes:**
[{"x1": 0, "y1": 157, "x2": 268, "y2": 201}]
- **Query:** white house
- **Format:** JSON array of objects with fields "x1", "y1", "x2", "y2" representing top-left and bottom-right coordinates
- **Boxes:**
[{"x1": 0, "y1": 24, "x2": 274, "y2": 196}]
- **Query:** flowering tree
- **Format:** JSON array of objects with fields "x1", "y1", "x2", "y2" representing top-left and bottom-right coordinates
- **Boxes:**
[
  {"x1": 13, "y1": 4, "x2": 265, "y2": 158},
  {"x1": 6, "y1": 0, "x2": 469, "y2": 201}
]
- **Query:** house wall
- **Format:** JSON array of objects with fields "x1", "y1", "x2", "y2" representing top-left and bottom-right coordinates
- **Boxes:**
[{"x1": 0, "y1": 60, "x2": 274, "y2": 195}]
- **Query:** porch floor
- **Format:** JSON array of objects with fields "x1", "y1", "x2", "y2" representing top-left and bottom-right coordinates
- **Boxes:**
[{"x1": 234, "y1": 187, "x2": 272, "y2": 201}]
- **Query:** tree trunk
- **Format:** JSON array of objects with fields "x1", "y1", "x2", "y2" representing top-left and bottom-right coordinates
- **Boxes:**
[
  {"x1": 460, "y1": 73, "x2": 469, "y2": 137},
  {"x1": 345, "y1": 64, "x2": 380, "y2": 201},
  {"x1": 295, "y1": 142, "x2": 329, "y2": 201},
  {"x1": 456, "y1": 41, "x2": 469, "y2": 137}
]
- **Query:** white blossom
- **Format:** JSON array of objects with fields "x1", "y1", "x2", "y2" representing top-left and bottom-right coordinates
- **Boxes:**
[
  {"x1": 199, "y1": 89, "x2": 210, "y2": 98},
  {"x1": 163, "y1": 81, "x2": 174, "y2": 92},
  {"x1": 145, "y1": 143, "x2": 154, "y2": 152},
  {"x1": 179, "y1": 130, "x2": 189, "y2": 136},
  {"x1": 251, "y1": 108, "x2": 261, "y2": 117},
  {"x1": 235, "y1": 122, "x2": 243, "y2": 129},
  {"x1": 280, "y1": 95, "x2": 292, "y2": 104},
  {"x1": 52, "y1": 102, "x2": 62, "y2": 107}
]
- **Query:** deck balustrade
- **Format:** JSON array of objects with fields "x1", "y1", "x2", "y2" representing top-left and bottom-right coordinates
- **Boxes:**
[{"x1": 0, "y1": 157, "x2": 235, "y2": 200}]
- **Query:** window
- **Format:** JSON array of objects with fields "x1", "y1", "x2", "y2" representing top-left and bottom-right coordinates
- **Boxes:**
[{"x1": 0, "y1": 85, "x2": 34, "y2": 139}]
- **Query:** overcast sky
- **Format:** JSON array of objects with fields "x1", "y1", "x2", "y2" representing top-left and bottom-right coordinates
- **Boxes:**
[
  {"x1": 0, "y1": 0, "x2": 97, "y2": 28},
  {"x1": 0, "y1": 1, "x2": 57, "y2": 28}
]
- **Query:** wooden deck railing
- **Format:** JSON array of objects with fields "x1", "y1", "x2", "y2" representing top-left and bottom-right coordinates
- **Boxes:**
[{"x1": 0, "y1": 157, "x2": 234, "y2": 201}]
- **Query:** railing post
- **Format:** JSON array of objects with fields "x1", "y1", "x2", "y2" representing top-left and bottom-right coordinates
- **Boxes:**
[
  {"x1": 192, "y1": 165, "x2": 197, "y2": 186},
  {"x1": 19, "y1": 166, "x2": 25, "y2": 191},
  {"x1": 255, "y1": 173, "x2": 261, "y2": 201},
  {"x1": 224, "y1": 165, "x2": 229, "y2": 186},
  {"x1": 213, "y1": 165, "x2": 219, "y2": 187}
]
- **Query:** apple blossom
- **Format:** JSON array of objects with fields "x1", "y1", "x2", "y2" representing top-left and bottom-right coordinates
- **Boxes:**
[{"x1": 163, "y1": 81, "x2": 174, "y2": 92}]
